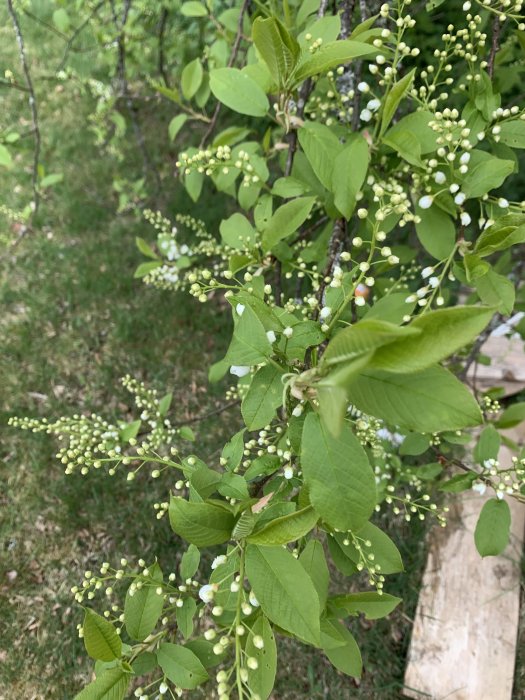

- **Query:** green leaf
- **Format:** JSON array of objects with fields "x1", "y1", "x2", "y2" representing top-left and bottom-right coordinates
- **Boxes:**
[
  {"x1": 252, "y1": 17, "x2": 300, "y2": 87},
  {"x1": 322, "y1": 319, "x2": 419, "y2": 367},
  {"x1": 322, "y1": 619, "x2": 362, "y2": 678},
  {"x1": 158, "y1": 392, "x2": 173, "y2": 416},
  {"x1": 474, "y1": 214, "x2": 525, "y2": 256},
  {"x1": 225, "y1": 305, "x2": 272, "y2": 366},
  {"x1": 184, "y1": 639, "x2": 224, "y2": 668},
  {"x1": 496, "y1": 402, "x2": 525, "y2": 428},
  {"x1": 293, "y1": 40, "x2": 376, "y2": 82},
  {"x1": 329, "y1": 592, "x2": 401, "y2": 620},
  {"x1": 242, "y1": 365, "x2": 284, "y2": 430},
  {"x1": 346, "y1": 366, "x2": 482, "y2": 432},
  {"x1": 218, "y1": 472, "x2": 249, "y2": 500},
  {"x1": 380, "y1": 68, "x2": 416, "y2": 136},
  {"x1": 399, "y1": 432, "x2": 430, "y2": 456},
  {"x1": 369, "y1": 307, "x2": 494, "y2": 374},
  {"x1": 439, "y1": 472, "x2": 477, "y2": 493},
  {"x1": 464, "y1": 253, "x2": 490, "y2": 282},
  {"x1": 331, "y1": 135, "x2": 369, "y2": 219},
  {"x1": 221, "y1": 429, "x2": 245, "y2": 471},
  {"x1": 462, "y1": 151, "x2": 514, "y2": 198},
  {"x1": 74, "y1": 668, "x2": 129, "y2": 700},
  {"x1": 209, "y1": 68, "x2": 269, "y2": 117},
  {"x1": 247, "y1": 506, "x2": 318, "y2": 545},
  {"x1": 282, "y1": 320, "x2": 325, "y2": 362},
  {"x1": 415, "y1": 204, "x2": 456, "y2": 261},
  {"x1": 298, "y1": 122, "x2": 340, "y2": 189},
  {"x1": 363, "y1": 292, "x2": 416, "y2": 324},
  {"x1": 474, "y1": 498, "x2": 511, "y2": 557},
  {"x1": 124, "y1": 562, "x2": 164, "y2": 641},
  {"x1": 176, "y1": 597, "x2": 197, "y2": 639},
  {"x1": 40, "y1": 172, "x2": 64, "y2": 188},
  {"x1": 474, "y1": 425, "x2": 501, "y2": 464},
  {"x1": 181, "y1": 58, "x2": 204, "y2": 100},
  {"x1": 169, "y1": 497, "x2": 234, "y2": 547},
  {"x1": 168, "y1": 114, "x2": 188, "y2": 141},
  {"x1": 245, "y1": 544, "x2": 321, "y2": 646},
  {"x1": 134, "y1": 261, "x2": 162, "y2": 278},
  {"x1": 298, "y1": 540, "x2": 329, "y2": 607},
  {"x1": 316, "y1": 354, "x2": 372, "y2": 437},
  {"x1": 136, "y1": 236, "x2": 158, "y2": 260},
  {"x1": 346, "y1": 522, "x2": 403, "y2": 574},
  {"x1": 180, "y1": 544, "x2": 201, "y2": 580},
  {"x1": 179, "y1": 425, "x2": 196, "y2": 441},
  {"x1": 83, "y1": 609, "x2": 122, "y2": 662},
  {"x1": 157, "y1": 643, "x2": 209, "y2": 689},
  {"x1": 384, "y1": 111, "x2": 437, "y2": 154},
  {"x1": 497, "y1": 120, "x2": 525, "y2": 148},
  {"x1": 53, "y1": 8, "x2": 70, "y2": 32},
  {"x1": 180, "y1": 1, "x2": 208, "y2": 17},
  {"x1": 220, "y1": 212, "x2": 257, "y2": 250},
  {"x1": 301, "y1": 413, "x2": 376, "y2": 531},
  {"x1": 475, "y1": 269, "x2": 515, "y2": 315},
  {"x1": 0, "y1": 144, "x2": 13, "y2": 169},
  {"x1": 245, "y1": 616, "x2": 277, "y2": 700},
  {"x1": 119, "y1": 419, "x2": 141, "y2": 442},
  {"x1": 261, "y1": 196, "x2": 315, "y2": 251}
]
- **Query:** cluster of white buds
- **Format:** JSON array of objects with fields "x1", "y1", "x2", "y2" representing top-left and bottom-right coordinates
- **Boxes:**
[
  {"x1": 468, "y1": 0, "x2": 525, "y2": 27},
  {"x1": 384, "y1": 485, "x2": 448, "y2": 527},
  {"x1": 474, "y1": 456, "x2": 525, "y2": 499},
  {"x1": 176, "y1": 146, "x2": 262, "y2": 187}
]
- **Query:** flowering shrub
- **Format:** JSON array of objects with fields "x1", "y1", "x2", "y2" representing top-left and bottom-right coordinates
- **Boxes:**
[{"x1": 8, "y1": 0, "x2": 525, "y2": 698}]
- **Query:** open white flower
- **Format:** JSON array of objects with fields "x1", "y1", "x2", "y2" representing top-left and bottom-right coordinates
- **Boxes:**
[
  {"x1": 460, "y1": 212, "x2": 472, "y2": 226},
  {"x1": 199, "y1": 584, "x2": 215, "y2": 603},
  {"x1": 230, "y1": 365, "x2": 250, "y2": 377},
  {"x1": 211, "y1": 555, "x2": 227, "y2": 570}
]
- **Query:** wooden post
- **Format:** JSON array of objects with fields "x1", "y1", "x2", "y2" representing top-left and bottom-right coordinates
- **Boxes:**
[{"x1": 403, "y1": 429, "x2": 525, "y2": 700}]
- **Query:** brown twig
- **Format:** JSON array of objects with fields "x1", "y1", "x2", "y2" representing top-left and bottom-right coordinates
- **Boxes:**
[
  {"x1": 111, "y1": 0, "x2": 162, "y2": 193},
  {"x1": 313, "y1": 218, "x2": 346, "y2": 320},
  {"x1": 158, "y1": 6, "x2": 170, "y2": 86},
  {"x1": 172, "y1": 400, "x2": 241, "y2": 427},
  {"x1": 488, "y1": 15, "x2": 501, "y2": 79},
  {"x1": 7, "y1": 0, "x2": 41, "y2": 222},
  {"x1": 199, "y1": 0, "x2": 250, "y2": 147},
  {"x1": 339, "y1": 0, "x2": 357, "y2": 39}
]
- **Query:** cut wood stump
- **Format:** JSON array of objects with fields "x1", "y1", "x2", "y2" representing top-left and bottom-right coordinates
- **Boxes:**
[{"x1": 403, "y1": 429, "x2": 525, "y2": 700}]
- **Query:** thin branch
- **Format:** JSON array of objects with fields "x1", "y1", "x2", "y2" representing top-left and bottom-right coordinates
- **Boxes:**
[
  {"x1": 7, "y1": 0, "x2": 41, "y2": 221},
  {"x1": 21, "y1": 7, "x2": 67, "y2": 39},
  {"x1": 487, "y1": 15, "x2": 501, "y2": 79},
  {"x1": 313, "y1": 218, "x2": 346, "y2": 320},
  {"x1": 158, "y1": 6, "x2": 170, "y2": 87},
  {"x1": 172, "y1": 400, "x2": 241, "y2": 427},
  {"x1": 457, "y1": 312, "x2": 502, "y2": 383},
  {"x1": 112, "y1": 0, "x2": 162, "y2": 192},
  {"x1": 199, "y1": 0, "x2": 250, "y2": 147},
  {"x1": 56, "y1": 0, "x2": 105, "y2": 73},
  {"x1": 339, "y1": 0, "x2": 357, "y2": 39},
  {"x1": 0, "y1": 77, "x2": 30, "y2": 92}
]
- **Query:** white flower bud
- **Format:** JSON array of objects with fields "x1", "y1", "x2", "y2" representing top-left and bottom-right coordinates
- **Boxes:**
[
  {"x1": 418, "y1": 195, "x2": 433, "y2": 209},
  {"x1": 266, "y1": 330, "x2": 276, "y2": 344}
]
